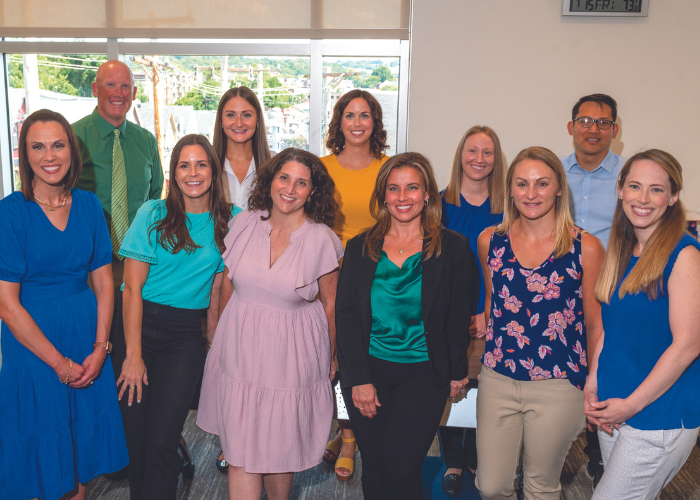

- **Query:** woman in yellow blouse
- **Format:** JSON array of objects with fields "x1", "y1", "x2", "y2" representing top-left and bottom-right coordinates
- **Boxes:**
[{"x1": 320, "y1": 89, "x2": 389, "y2": 480}]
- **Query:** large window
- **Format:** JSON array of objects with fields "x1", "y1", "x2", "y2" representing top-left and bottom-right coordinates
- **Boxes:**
[
  {"x1": 5, "y1": 52, "x2": 107, "y2": 191},
  {"x1": 0, "y1": 38, "x2": 408, "y2": 196}
]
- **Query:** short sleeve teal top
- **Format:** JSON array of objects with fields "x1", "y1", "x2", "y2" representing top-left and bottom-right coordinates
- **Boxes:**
[
  {"x1": 119, "y1": 199, "x2": 242, "y2": 309},
  {"x1": 369, "y1": 251, "x2": 429, "y2": 363}
]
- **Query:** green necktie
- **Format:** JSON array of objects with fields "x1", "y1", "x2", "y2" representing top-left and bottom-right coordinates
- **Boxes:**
[{"x1": 111, "y1": 129, "x2": 129, "y2": 260}]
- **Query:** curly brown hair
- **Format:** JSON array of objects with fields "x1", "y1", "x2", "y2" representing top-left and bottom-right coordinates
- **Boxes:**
[
  {"x1": 325, "y1": 89, "x2": 388, "y2": 159},
  {"x1": 248, "y1": 148, "x2": 337, "y2": 227}
]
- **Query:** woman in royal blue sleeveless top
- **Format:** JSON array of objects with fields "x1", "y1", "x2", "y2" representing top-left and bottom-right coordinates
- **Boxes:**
[
  {"x1": 475, "y1": 147, "x2": 605, "y2": 500},
  {"x1": 584, "y1": 150, "x2": 700, "y2": 500},
  {"x1": 438, "y1": 125, "x2": 505, "y2": 495},
  {"x1": 0, "y1": 110, "x2": 128, "y2": 500}
]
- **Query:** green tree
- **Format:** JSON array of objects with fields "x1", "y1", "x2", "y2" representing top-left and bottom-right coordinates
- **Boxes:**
[
  {"x1": 351, "y1": 75, "x2": 381, "y2": 89},
  {"x1": 174, "y1": 77, "x2": 219, "y2": 110},
  {"x1": 284, "y1": 136, "x2": 308, "y2": 150},
  {"x1": 371, "y1": 65, "x2": 392, "y2": 83},
  {"x1": 7, "y1": 55, "x2": 105, "y2": 96}
]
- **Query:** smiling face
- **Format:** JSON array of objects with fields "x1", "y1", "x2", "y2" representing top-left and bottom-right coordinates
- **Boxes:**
[
  {"x1": 510, "y1": 159, "x2": 561, "y2": 222},
  {"x1": 567, "y1": 101, "x2": 619, "y2": 163},
  {"x1": 270, "y1": 161, "x2": 314, "y2": 217},
  {"x1": 175, "y1": 144, "x2": 213, "y2": 210},
  {"x1": 221, "y1": 96, "x2": 258, "y2": 146},
  {"x1": 26, "y1": 121, "x2": 72, "y2": 192},
  {"x1": 92, "y1": 61, "x2": 137, "y2": 128},
  {"x1": 618, "y1": 159, "x2": 678, "y2": 241},
  {"x1": 461, "y1": 132, "x2": 495, "y2": 184},
  {"x1": 341, "y1": 97, "x2": 374, "y2": 149},
  {"x1": 385, "y1": 166, "x2": 429, "y2": 225}
]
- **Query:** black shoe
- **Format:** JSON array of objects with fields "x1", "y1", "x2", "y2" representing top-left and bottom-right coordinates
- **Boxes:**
[
  {"x1": 216, "y1": 449, "x2": 229, "y2": 474},
  {"x1": 515, "y1": 461, "x2": 524, "y2": 500},
  {"x1": 442, "y1": 472, "x2": 464, "y2": 495},
  {"x1": 585, "y1": 459, "x2": 604, "y2": 491},
  {"x1": 103, "y1": 465, "x2": 129, "y2": 481},
  {"x1": 178, "y1": 435, "x2": 195, "y2": 478}
]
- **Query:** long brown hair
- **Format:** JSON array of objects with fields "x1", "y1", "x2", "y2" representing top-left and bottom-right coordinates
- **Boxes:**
[
  {"x1": 363, "y1": 152, "x2": 442, "y2": 262},
  {"x1": 442, "y1": 125, "x2": 506, "y2": 214},
  {"x1": 325, "y1": 89, "x2": 388, "y2": 159},
  {"x1": 213, "y1": 86, "x2": 271, "y2": 173},
  {"x1": 497, "y1": 146, "x2": 577, "y2": 259},
  {"x1": 18, "y1": 109, "x2": 82, "y2": 200},
  {"x1": 151, "y1": 134, "x2": 232, "y2": 254},
  {"x1": 247, "y1": 148, "x2": 337, "y2": 227},
  {"x1": 595, "y1": 150, "x2": 686, "y2": 303}
]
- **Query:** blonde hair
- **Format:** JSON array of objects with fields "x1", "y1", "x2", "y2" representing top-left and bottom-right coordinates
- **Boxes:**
[
  {"x1": 443, "y1": 125, "x2": 506, "y2": 214},
  {"x1": 595, "y1": 150, "x2": 686, "y2": 303},
  {"x1": 497, "y1": 146, "x2": 577, "y2": 259},
  {"x1": 363, "y1": 152, "x2": 442, "y2": 262}
]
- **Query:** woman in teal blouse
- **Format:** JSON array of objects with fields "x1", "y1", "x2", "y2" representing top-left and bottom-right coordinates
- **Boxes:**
[
  {"x1": 111, "y1": 134, "x2": 240, "y2": 500},
  {"x1": 336, "y1": 152, "x2": 479, "y2": 500}
]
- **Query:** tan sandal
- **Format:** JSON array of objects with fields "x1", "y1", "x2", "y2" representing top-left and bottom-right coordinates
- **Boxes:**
[
  {"x1": 335, "y1": 437, "x2": 356, "y2": 481},
  {"x1": 323, "y1": 431, "x2": 341, "y2": 464}
]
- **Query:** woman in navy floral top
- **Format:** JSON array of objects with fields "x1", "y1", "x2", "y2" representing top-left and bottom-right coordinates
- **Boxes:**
[{"x1": 474, "y1": 147, "x2": 605, "y2": 500}]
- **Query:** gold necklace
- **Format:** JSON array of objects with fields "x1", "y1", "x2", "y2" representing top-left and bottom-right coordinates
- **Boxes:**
[
  {"x1": 34, "y1": 194, "x2": 68, "y2": 211},
  {"x1": 389, "y1": 233, "x2": 422, "y2": 255}
]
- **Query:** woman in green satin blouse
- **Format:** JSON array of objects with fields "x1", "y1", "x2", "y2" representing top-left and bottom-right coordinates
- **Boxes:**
[{"x1": 335, "y1": 152, "x2": 479, "y2": 500}]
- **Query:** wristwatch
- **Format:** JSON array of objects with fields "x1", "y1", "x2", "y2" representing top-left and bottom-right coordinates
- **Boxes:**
[{"x1": 93, "y1": 341, "x2": 113, "y2": 354}]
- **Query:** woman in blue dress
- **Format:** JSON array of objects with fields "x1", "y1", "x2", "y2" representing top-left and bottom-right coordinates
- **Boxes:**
[
  {"x1": 0, "y1": 109, "x2": 128, "y2": 500},
  {"x1": 475, "y1": 147, "x2": 605, "y2": 500},
  {"x1": 438, "y1": 125, "x2": 506, "y2": 495},
  {"x1": 585, "y1": 150, "x2": 700, "y2": 500}
]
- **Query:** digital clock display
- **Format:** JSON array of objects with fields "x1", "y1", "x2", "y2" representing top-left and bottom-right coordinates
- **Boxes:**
[{"x1": 569, "y1": 0, "x2": 642, "y2": 12}]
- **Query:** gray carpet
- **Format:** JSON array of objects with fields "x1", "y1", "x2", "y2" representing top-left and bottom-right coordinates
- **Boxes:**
[{"x1": 83, "y1": 411, "x2": 700, "y2": 499}]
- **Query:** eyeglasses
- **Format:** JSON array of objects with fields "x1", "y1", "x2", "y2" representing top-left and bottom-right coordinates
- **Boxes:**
[{"x1": 574, "y1": 117, "x2": 615, "y2": 130}]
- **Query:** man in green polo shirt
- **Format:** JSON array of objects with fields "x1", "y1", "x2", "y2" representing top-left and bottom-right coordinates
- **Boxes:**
[
  {"x1": 73, "y1": 60, "x2": 164, "y2": 288},
  {"x1": 73, "y1": 59, "x2": 165, "y2": 482}
]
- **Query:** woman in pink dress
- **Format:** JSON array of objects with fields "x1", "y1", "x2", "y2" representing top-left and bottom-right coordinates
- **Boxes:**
[{"x1": 197, "y1": 148, "x2": 343, "y2": 500}]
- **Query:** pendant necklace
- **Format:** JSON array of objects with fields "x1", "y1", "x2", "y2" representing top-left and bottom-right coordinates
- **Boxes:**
[{"x1": 390, "y1": 233, "x2": 422, "y2": 255}]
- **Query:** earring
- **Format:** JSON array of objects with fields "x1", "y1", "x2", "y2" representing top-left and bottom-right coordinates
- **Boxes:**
[
  {"x1": 383, "y1": 201, "x2": 387, "y2": 207},
  {"x1": 425, "y1": 200, "x2": 428, "y2": 207}
]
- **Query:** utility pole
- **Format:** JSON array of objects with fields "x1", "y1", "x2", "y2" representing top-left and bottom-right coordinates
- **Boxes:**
[
  {"x1": 257, "y1": 64, "x2": 264, "y2": 110},
  {"x1": 221, "y1": 56, "x2": 229, "y2": 91},
  {"x1": 22, "y1": 54, "x2": 40, "y2": 115},
  {"x1": 133, "y1": 57, "x2": 165, "y2": 165}
]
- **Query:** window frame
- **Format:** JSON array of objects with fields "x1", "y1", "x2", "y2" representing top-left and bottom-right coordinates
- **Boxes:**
[{"x1": 0, "y1": 37, "x2": 409, "y2": 196}]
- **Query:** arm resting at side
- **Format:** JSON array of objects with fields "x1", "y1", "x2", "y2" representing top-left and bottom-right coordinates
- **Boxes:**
[
  {"x1": 0, "y1": 280, "x2": 86, "y2": 384},
  {"x1": 72, "y1": 263, "x2": 114, "y2": 388},
  {"x1": 318, "y1": 269, "x2": 339, "y2": 381},
  {"x1": 117, "y1": 258, "x2": 150, "y2": 406}
]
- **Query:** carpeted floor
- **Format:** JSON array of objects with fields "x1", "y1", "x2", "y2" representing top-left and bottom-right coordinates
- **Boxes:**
[{"x1": 83, "y1": 411, "x2": 700, "y2": 499}]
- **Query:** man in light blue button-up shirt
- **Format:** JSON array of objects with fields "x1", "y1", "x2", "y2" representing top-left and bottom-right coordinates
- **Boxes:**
[
  {"x1": 561, "y1": 94, "x2": 627, "y2": 491},
  {"x1": 561, "y1": 94, "x2": 627, "y2": 250}
]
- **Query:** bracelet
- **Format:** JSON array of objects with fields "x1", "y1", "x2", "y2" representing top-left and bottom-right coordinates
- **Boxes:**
[{"x1": 61, "y1": 358, "x2": 73, "y2": 385}]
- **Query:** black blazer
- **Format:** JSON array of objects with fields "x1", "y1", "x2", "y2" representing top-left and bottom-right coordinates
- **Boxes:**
[{"x1": 336, "y1": 228, "x2": 479, "y2": 389}]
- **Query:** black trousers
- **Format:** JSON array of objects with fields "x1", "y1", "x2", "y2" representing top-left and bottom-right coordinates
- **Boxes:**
[
  {"x1": 439, "y1": 426, "x2": 477, "y2": 471},
  {"x1": 110, "y1": 292, "x2": 206, "y2": 500},
  {"x1": 342, "y1": 355, "x2": 450, "y2": 500}
]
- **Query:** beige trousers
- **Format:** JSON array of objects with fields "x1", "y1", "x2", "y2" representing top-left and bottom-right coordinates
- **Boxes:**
[{"x1": 475, "y1": 366, "x2": 585, "y2": 500}]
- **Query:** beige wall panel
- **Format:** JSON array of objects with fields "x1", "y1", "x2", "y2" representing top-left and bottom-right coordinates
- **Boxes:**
[
  {"x1": 1, "y1": 1, "x2": 105, "y2": 28},
  {"x1": 409, "y1": 0, "x2": 700, "y2": 211},
  {"x1": 322, "y1": 0, "x2": 407, "y2": 29}
]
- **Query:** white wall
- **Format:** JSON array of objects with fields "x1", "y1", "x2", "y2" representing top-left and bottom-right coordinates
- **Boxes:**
[{"x1": 408, "y1": 0, "x2": 700, "y2": 211}]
